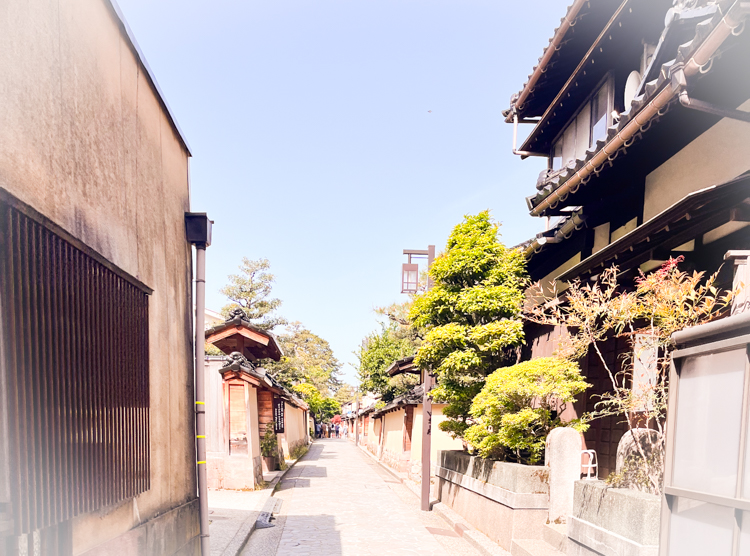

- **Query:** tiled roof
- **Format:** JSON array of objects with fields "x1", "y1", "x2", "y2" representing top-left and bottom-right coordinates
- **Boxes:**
[{"x1": 527, "y1": 0, "x2": 744, "y2": 215}]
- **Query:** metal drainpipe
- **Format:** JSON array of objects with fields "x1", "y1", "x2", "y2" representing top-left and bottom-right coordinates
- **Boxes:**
[{"x1": 194, "y1": 246, "x2": 210, "y2": 555}]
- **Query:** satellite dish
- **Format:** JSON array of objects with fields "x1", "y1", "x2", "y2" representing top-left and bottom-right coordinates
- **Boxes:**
[{"x1": 624, "y1": 71, "x2": 642, "y2": 108}]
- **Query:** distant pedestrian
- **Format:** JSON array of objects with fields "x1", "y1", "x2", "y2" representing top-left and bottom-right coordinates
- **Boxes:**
[
  {"x1": 335, "y1": 424, "x2": 340, "y2": 438},
  {"x1": 315, "y1": 422, "x2": 321, "y2": 439}
]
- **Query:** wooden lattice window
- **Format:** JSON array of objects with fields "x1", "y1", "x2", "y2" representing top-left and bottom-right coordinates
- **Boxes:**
[{"x1": 0, "y1": 195, "x2": 152, "y2": 538}]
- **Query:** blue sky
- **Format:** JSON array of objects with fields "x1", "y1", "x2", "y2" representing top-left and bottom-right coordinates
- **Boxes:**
[{"x1": 115, "y1": 0, "x2": 560, "y2": 385}]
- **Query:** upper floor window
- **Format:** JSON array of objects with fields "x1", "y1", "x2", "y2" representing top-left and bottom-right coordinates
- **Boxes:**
[{"x1": 551, "y1": 75, "x2": 613, "y2": 170}]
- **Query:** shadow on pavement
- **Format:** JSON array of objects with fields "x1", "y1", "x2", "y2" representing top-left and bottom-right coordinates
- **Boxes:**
[{"x1": 275, "y1": 514, "x2": 342, "y2": 556}]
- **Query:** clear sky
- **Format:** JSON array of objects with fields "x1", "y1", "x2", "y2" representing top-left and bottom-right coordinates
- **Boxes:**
[{"x1": 115, "y1": 0, "x2": 561, "y2": 385}]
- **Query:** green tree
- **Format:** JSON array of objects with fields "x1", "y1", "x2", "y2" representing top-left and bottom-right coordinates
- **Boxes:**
[
  {"x1": 334, "y1": 384, "x2": 355, "y2": 405},
  {"x1": 293, "y1": 384, "x2": 341, "y2": 422},
  {"x1": 220, "y1": 258, "x2": 287, "y2": 331},
  {"x1": 465, "y1": 357, "x2": 590, "y2": 464},
  {"x1": 410, "y1": 211, "x2": 527, "y2": 439},
  {"x1": 357, "y1": 324, "x2": 420, "y2": 403},
  {"x1": 266, "y1": 322, "x2": 341, "y2": 396}
]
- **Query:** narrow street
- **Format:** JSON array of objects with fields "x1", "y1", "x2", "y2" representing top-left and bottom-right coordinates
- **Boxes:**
[{"x1": 242, "y1": 439, "x2": 482, "y2": 556}]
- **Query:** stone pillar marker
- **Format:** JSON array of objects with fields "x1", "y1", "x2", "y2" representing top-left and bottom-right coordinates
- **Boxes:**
[
  {"x1": 545, "y1": 427, "x2": 583, "y2": 523},
  {"x1": 725, "y1": 251, "x2": 750, "y2": 315}
]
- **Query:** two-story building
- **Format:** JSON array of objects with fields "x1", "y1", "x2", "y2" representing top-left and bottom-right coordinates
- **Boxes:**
[{"x1": 507, "y1": 0, "x2": 750, "y2": 479}]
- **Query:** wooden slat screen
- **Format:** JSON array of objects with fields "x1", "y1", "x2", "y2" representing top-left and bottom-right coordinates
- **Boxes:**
[{"x1": 0, "y1": 201, "x2": 151, "y2": 535}]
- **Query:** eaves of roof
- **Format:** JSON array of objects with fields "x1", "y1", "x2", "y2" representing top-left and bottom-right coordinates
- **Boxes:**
[
  {"x1": 107, "y1": 0, "x2": 192, "y2": 156},
  {"x1": 527, "y1": 0, "x2": 749, "y2": 216},
  {"x1": 205, "y1": 314, "x2": 284, "y2": 361},
  {"x1": 371, "y1": 385, "x2": 424, "y2": 418},
  {"x1": 518, "y1": 0, "x2": 655, "y2": 154},
  {"x1": 220, "y1": 356, "x2": 309, "y2": 410},
  {"x1": 556, "y1": 173, "x2": 750, "y2": 283},
  {"x1": 506, "y1": 0, "x2": 624, "y2": 123},
  {"x1": 386, "y1": 355, "x2": 418, "y2": 377}
]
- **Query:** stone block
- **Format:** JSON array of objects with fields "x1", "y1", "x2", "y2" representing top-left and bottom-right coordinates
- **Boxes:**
[
  {"x1": 545, "y1": 427, "x2": 582, "y2": 523},
  {"x1": 571, "y1": 481, "x2": 660, "y2": 547}
]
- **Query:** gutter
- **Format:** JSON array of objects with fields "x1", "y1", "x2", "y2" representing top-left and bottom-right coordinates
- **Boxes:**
[
  {"x1": 529, "y1": 0, "x2": 750, "y2": 217},
  {"x1": 506, "y1": 0, "x2": 589, "y2": 122},
  {"x1": 523, "y1": 208, "x2": 587, "y2": 259}
]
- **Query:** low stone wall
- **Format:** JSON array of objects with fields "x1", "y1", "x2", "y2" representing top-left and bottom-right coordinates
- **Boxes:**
[
  {"x1": 79, "y1": 499, "x2": 200, "y2": 556},
  {"x1": 567, "y1": 481, "x2": 660, "y2": 556},
  {"x1": 379, "y1": 446, "x2": 410, "y2": 472},
  {"x1": 434, "y1": 450, "x2": 549, "y2": 551}
]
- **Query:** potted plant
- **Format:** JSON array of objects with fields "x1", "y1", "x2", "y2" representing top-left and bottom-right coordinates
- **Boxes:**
[{"x1": 261, "y1": 428, "x2": 279, "y2": 472}]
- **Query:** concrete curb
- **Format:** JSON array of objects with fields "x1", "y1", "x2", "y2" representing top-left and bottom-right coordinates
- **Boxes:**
[
  {"x1": 355, "y1": 443, "x2": 509, "y2": 556},
  {"x1": 231, "y1": 452, "x2": 305, "y2": 556}
]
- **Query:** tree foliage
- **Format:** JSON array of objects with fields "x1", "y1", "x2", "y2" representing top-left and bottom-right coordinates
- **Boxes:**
[
  {"x1": 292, "y1": 384, "x2": 341, "y2": 423},
  {"x1": 410, "y1": 212, "x2": 528, "y2": 439},
  {"x1": 526, "y1": 257, "x2": 732, "y2": 492},
  {"x1": 334, "y1": 384, "x2": 355, "y2": 405},
  {"x1": 357, "y1": 324, "x2": 420, "y2": 403},
  {"x1": 465, "y1": 357, "x2": 590, "y2": 464},
  {"x1": 220, "y1": 258, "x2": 287, "y2": 331},
  {"x1": 266, "y1": 322, "x2": 342, "y2": 396}
]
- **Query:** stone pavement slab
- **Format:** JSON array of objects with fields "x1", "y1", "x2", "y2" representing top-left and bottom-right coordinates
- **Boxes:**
[
  {"x1": 208, "y1": 488, "x2": 273, "y2": 556},
  {"x1": 254, "y1": 438, "x2": 482, "y2": 556}
]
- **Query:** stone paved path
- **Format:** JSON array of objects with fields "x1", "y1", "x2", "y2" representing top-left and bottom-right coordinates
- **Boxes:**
[{"x1": 251, "y1": 438, "x2": 481, "y2": 556}]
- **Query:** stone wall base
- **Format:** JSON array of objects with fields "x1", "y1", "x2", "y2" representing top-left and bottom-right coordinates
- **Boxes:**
[
  {"x1": 79, "y1": 499, "x2": 200, "y2": 556},
  {"x1": 436, "y1": 477, "x2": 547, "y2": 551}
]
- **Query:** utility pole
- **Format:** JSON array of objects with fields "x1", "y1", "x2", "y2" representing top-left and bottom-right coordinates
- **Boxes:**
[{"x1": 402, "y1": 245, "x2": 435, "y2": 511}]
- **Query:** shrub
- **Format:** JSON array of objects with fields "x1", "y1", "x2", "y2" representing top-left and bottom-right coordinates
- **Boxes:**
[
  {"x1": 464, "y1": 357, "x2": 590, "y2": 464},
  {"x1": 290, "y1": 444, "x2": 309, "y2": 460},
  {"x1": 260, "y1": 428, "x2": 278, "y2": 457}
]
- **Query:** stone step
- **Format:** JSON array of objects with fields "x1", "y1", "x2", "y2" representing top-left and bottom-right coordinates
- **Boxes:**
[
  {"x1": 511, "y1": 539, "x2": 566, "y2": 556},
  {"x1": 542, "y1": 523, "x2": 568, "y2": 552}
]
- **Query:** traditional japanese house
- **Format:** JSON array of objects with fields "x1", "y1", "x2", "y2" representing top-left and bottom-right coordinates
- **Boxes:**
[
  {"x1": 204, "y1": 309, "x2": 309, "y2": 489},
  {"x1": 506, "y1": 0, "x2": 750, "y2": 479}
]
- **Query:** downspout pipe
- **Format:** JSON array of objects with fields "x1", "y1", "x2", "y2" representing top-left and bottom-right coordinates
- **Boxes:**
[
  {"x1": 194, "y1": 246, "x2": 210, "y2": 556},
  {"x1": 529, "y1": 0, "x2": 749, "y2": 217},
  {"x1": 678, "y1": 88, "x2": 750, "y2": 122},
  {"x1": 506, "y1": 0, "x2": 589, "y2": 123},
  {"x1": 185, "y1": 212, "x2": 213, "y2": 556}
]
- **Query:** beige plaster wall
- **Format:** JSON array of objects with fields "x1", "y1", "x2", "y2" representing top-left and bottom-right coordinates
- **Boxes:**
[
  {"x1": 643, "y1": 98, "x2": 750, "y2": 222},
  {"x1": 205, "y1": 359, "x2": 228, "y2": 454},
  {"x1": 410, "y1": 404, "x2": 464, "y2": 466},
  {"x1": 281, "y1": 403, "x2": 306, "y2": 457},
  {"x1": 0, "y1": 0, "x2": 195, "y2": 552},
  {"x1": 382, "y1": 410, "x2": 406, "y2": 455}
]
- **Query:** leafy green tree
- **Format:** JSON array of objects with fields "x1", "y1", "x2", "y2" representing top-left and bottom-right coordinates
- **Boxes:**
[
  {"x1": 357, "y1": 324, "x2": 420, "y2": 403},
  {"x1": 221, "y1": 258, "x2": 287, "y2": 331},
  {"x1": 266, "y1": 322, "x2": 341, "y2": 396},
  {"x1": 292, "y1": 384, "x2": 341, "y2": 422},
  {"x1": 465, "y1": 357, "x2": 590, "y2": 464},
  {"x1": 410, "y1": 211, "x2": 528, "y2": 439},
  {"x1": 334, "y1": 384, "x2": 355, "y2": 405}
]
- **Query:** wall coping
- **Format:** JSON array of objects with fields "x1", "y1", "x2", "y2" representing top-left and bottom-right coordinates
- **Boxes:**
[
  {"x1": 437, "y1": 450, "x2": 549, "y2": 495},
  {"x1": 436, "y1": 466, "x2": 549, "y2": 509}
]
